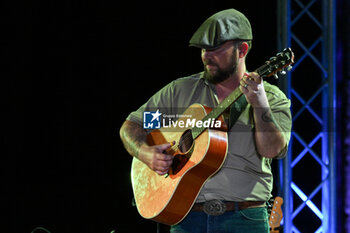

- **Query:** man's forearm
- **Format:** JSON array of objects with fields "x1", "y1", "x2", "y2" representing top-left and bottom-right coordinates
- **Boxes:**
[
  {"x1": 253, "y1": 108, "x2": 286, "y2": 158},
  {"x1": 119, "y1": 120, "x2": 148, "y2": 158}
]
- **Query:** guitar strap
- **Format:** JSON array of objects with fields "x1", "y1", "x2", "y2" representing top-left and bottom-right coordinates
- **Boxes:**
[{"x1": 228, "y1": 94, "x2": 248, "y2": 129}]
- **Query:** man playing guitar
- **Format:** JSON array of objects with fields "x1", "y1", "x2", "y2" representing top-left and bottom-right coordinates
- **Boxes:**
[{"x1": 120, "y1": 8, "x2": 292, "y2": 233}]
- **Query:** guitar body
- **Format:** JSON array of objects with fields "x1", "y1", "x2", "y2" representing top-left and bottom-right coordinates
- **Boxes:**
[{"x1": 131, "y1": 103, "x2": 228, "y2": 225}]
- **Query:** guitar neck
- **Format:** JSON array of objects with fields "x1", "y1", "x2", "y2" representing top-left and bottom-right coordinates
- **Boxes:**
[
  {"x1": 191, "y1": 67, "x2": 264, "y2": 140},
  {"x1": 192, "y1": 87, "x2": 243, "y2": 139},
  {"x1": 204, "y1": 87, "x2": 243, "y2": 122}
]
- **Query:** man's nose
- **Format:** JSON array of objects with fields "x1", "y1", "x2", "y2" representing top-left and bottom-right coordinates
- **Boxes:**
[{"x1": 202, "y1": 49, "x2": 213, "y2": 60}]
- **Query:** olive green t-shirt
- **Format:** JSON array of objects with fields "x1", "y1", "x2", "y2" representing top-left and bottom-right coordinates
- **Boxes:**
[{"x1": 127, "y1": 72, "x2": 291, "y2": 202}]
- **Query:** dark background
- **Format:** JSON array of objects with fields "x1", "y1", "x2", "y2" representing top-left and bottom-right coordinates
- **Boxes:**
[{"x1": 2, "y1": 0, "x2": 346, "y2": 233}]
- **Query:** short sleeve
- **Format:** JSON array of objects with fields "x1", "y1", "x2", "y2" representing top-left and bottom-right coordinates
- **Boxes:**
[{"x1": 126, "y1": 82, "x2": 175, "y2": 126}]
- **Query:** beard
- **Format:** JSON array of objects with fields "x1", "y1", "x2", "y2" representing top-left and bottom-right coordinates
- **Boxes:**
[{"x1": 203, "y1": 52, "x2": 238, "y2": 84}]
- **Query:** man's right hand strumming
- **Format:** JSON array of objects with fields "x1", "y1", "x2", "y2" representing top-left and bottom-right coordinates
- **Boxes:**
[
  {"x1": 120, "y1": 120, "x2": 173, "y2": 176},
  {"x1": 138, "y1": 143, "x2": 174, "y2": 176}
]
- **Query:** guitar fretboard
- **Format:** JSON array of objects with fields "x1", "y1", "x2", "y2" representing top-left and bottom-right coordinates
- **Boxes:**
[{"x1": 191, "y1": 88, "x2": 243, "y2": 140}]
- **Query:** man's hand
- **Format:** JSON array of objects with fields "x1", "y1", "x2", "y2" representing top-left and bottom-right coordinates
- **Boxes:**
[
  {"x1": 120, "y1": 120, "x2": 174, "y2": 175},
  {"x1": 138, "y1": 143, "x2": 174, "y2": 176},
  {"x1": 239, "y1": 72, "x2": 269, "y2": 108}
]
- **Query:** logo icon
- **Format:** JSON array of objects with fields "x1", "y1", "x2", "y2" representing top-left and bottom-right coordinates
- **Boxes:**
[{"x1": 143, "y1": 109, "x2": 162, "y2": 129}]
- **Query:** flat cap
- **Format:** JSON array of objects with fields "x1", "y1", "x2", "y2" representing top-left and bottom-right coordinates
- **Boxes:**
[{"x1": 189, "y1": 9, "x2": 253, "y2": 49}]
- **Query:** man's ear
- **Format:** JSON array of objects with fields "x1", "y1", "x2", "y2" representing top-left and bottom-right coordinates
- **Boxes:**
[{"x1": 238, "y1": 42, "x2": 249, "y2": 58}]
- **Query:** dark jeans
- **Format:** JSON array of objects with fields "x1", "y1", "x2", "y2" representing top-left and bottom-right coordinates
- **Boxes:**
[{"x1": 170, "y1": 207, "x2": 269, "y2": 233}]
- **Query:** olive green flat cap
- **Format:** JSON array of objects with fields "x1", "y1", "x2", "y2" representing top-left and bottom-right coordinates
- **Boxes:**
[{"x1": 189, "y1": 9, "x2": 253, "y2": 49}]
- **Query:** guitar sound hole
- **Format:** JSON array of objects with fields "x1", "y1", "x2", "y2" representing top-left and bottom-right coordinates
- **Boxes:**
[
  {"x1": 171, "y1": 129, "x2": 194, "y2": 175},
  {"x1": 178, "y1": 129, "x2": 194, "y2": 153}
]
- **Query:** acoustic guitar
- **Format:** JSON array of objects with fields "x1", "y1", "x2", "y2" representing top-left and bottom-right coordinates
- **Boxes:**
[{"x1": 131, "y1": 48, "x2": 294, "y2": 225}]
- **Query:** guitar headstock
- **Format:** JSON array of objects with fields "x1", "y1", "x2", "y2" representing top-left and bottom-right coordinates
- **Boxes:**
[
  {"x1": 257, "y1": 48, "x2": 295, "y2": 79},
  {"x1": 269, "y1": 196, "x2": 284, "y2": 232}
]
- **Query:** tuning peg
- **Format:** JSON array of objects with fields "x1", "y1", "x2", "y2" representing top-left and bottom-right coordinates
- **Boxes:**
[
  {"x1": 287, "y1": 65, "x2": 293, "y2": 71},
  {"x1": 280, "y1": 70, "x2": 287, "y2": 75},
  {"x1": 273, "y1": 73, "x2": 279, "y2": 79}
]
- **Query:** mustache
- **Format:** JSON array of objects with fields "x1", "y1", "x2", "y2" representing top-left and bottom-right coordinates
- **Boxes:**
[
  {"x1": 204, "y1": 59, "x2": 215, "y2": 65},
  {"x1": 204, "y1": 60, "x2": 218, "y2": 67}
]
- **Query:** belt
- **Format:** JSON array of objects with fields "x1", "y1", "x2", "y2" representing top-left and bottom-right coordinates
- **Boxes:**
[{"x1": 192, "y1": 200, "x2": 265, "y2": 216}]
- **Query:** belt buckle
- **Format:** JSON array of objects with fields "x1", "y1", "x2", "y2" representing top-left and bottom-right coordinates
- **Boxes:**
[{"x1": 203, "y1": 200, "x2": 226, "y2": 216}]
